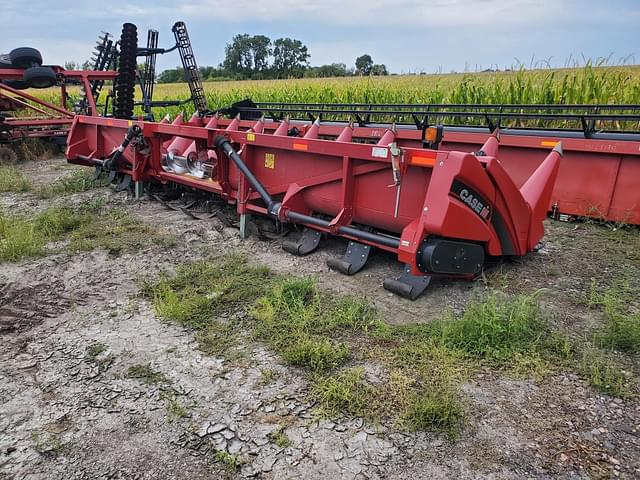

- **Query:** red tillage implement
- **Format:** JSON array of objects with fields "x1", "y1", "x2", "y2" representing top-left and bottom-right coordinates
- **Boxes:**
[{"x1": 66, "y1": 103, "x2": 596, "y2": 299}]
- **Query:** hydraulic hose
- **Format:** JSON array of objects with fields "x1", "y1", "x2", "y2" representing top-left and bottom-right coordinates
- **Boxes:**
[
  {"x1": 103, "y1": 124, "x2": 141, "y2": 170},
  {"x1": 214, "y1": 136, "x2": 401, "y2": 249}
]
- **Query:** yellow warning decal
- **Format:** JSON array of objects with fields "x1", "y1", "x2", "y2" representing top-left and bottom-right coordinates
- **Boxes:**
[
  {"x1": 540, "y1": 141, "x2": 557, "y2": 147},
  {"x1": 265, "y1": 153, "x2": 275, "y2": 169},
  {"x1": 128, "y1": 120, "x2": 133, "y2": 127},
  {"x1": 247, "y1": 132, "x2": 256, "y2": 141}
]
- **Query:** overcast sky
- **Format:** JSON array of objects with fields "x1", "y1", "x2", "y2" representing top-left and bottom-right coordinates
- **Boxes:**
[{"x1": 0, "y1": 0, "x2": 637, "y2": 73}]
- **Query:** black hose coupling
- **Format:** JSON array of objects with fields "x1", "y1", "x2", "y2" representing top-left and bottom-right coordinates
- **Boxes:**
[{"x1": 104, "y1": 124, "x2": 142, "y2": 171}]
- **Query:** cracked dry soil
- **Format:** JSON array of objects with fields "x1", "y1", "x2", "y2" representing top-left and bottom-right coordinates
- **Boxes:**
[{"x1": 1, "y1": 158, "x2": 639, "y2": 480}]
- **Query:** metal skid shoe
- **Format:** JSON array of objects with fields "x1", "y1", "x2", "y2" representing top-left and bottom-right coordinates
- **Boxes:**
[
  {"x1": 383, "y1": 265, "x2": 432, "y2": 300},
  {"x1": 327, "y1": 241, "x2": 372, "y2": 275},
  {"x1": 115, "y1": 173, "x2": 132, "y2": 192},
  {"x1": 282, "y1": 227, "x2": 322, "y2": 256}
]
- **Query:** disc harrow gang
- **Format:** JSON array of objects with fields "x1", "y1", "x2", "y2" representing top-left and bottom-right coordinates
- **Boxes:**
[{"x1": 71, "y1": 99, "x2": 631, "y2": 299}]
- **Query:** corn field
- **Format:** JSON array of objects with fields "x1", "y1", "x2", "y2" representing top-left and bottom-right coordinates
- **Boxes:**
[{"x1": 30, "y1": 64, "x2": 640, "y2": 121}]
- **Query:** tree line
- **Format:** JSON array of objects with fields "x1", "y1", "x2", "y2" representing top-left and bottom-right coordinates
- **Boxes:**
[{"x1": 156, "y1": 34, "x2": 388, "y2": 83}]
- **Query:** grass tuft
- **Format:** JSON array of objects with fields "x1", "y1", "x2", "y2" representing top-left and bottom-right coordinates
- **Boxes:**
[
  {"x1": 143, "y1": 255, "x2": 272, "y2": 329},
  {"x1": 267, "y1": 427, "x2": 292, "y2": 448},
  {"x1": 37, "y1": 169, "x2": 108, "y2": 198},
  {"x1": 588, "y1": 280, "x2": 640, "y2": 353},
  {"x1": 251, "y1": 277, "x2": 379, "y2": 372},
  {"x1": 311, "y1": 367, "x2": 373, "y2": 417},
  {"x1": 126, "y1": 363, "x2": 171, "y2": 385},
  {"x1": 0, "y1": 166, "x2": 32, "y2": 192},
  {"x1": 577, "y1": 348, "x2": 631, "y2": 398},
  {"x1": 402, "y1": 385, "x2": 464, "y2": 438},
  {"x1": 436, "y1": 292, "x2": 550, "y2": 362},
  {"x1": 0, "y1": 205, "x2": 166, "y2": 262},
  {"x1": 214, "y1": 450, "x2": 243, "y2": 472}
]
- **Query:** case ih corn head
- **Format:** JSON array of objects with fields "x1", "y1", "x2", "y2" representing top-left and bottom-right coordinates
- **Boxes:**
[
  {"x1": 63, "y1": 24, "x2": 640, "y2": 299},
  {"x1": 0, "y1": 21, "x2": 205, "y2": 163}
]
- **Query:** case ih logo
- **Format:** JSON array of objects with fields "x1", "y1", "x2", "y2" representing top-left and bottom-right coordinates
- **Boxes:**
[{"x1": 451, "y1": 180, "x2": 491, "y2": 220}]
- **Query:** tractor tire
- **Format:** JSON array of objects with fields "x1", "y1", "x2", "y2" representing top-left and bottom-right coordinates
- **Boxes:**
[
  {"x1": 0, "y1": 145, "x2": 18, "y2": 165},
  {"x1": 23, "y1": 66, "x2": 57, "y2": 88},
  {"x1": 0, "y1": 54, "x2": 13, "y2": 69},
  {"x1": 9, "y1": 47, "x2": 43, "y2": 69},
  {"x1": 2, "y1": 79, "x2": 28, "y2": 90},
  {"x1": 114, "y1": 23, "x2": 137, "y2": 119}
]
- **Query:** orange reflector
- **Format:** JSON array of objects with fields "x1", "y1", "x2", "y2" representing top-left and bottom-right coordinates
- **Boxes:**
[
  {"x1": 424, "y1": 127, "x2": 438, "y2": 143},
  {"x1": 293, "y1": 143, "x2": 308, "y2": 151},
  {"x1": 411, "y1": 152, "x2": 437, "y2": 167},
  {"x1": 540, "y1": 141, "x2": 557, "y2": 147}
]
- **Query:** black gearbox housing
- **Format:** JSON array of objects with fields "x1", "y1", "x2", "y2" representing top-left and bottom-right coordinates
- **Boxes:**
[{"x1": 417, "y1": 238, "x2": 484, "y2": 276}]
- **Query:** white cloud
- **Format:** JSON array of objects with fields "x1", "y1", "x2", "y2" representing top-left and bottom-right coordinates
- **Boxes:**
[{"x1": 177, "y1": 0, "x2": 564, "y2": 26}]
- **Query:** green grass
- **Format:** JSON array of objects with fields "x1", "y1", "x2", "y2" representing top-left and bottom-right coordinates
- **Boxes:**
[
  {"x1": 0, "y1": 166, "x2": 106, "y2": 198},
  {"x1": 0, "y1": 212, "x2": 44, "y2": 261},
  {"x1": 162, "y1": 391, "x2": 192, "y2": 420},
  {"x1": 587, "y1": 280, "x2": 640, "y2": 353},
  {"x1": 142, "y1": 255, "x2": 272, "y2": 329},
  {"x1": 0, "y1": 166, "x2": 32, "y2": 192},
  {"x1": 0, "y1": 207, "x2": 88, "y2": 262},
  {"x1": 68, "y1": 208, "x2": 157, "y2": 254},
  {"x1": 311, "y1": 367, "x2": 373, "y2": 417},
  {"x1": 142, "y1": 256, "x2": 636, "y2": 439},
  {"x1": 84, "y1": 343, "x2": 107, "y2": 361},
  {"x1": 436, "y1": 292, "x2": 551, "y2": 363},
  {"x1": 267, "y1": 427, "x2": 292, "y2": 448},
  {"x1": 214, "y1": 450, "x2": 243, "y2": 473},
  {"x1": 251, "y1": 277, "x2": 378, "y2": 372},
  {"x1": 37, "y1": 169, "x2": 108, "y2": 198},
  {"x1": 0, "y1": 205, "x2": 169, "y2": 262},
  {"x1": 402, "y1": 386, "x2": 464, "y2": 438},
  {"x1": 577, "y1": 348, "x2": 631, "y2": 398},
  {"x1": 126, "y1": 363, "x2": 171, "y2": 385}
]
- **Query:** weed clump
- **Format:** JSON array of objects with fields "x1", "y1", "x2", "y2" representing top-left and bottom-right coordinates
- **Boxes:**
[
  {"x1": 143, "y1": 255, "x2": 272, "y2": 329},
  {"x1": 0, "y1": 205, "x2": 165, "y2": 262},
  {"x1": 126, "y1": 363, "x2": 171, "y2": 385},
  {"x1": 37, "y1": 169, "x2": 108, "y2": 198},
  {"x1": 577, "y1": 348, "x2": 631, "y2": 398},
  {"x1": 0, "y1": 166, "x2": 32, "y2": 192},
  {"x1": 251, "y1": 277, "x2": 378, "y2": 372},
  {"x1": 311, "y1": 367, "x2": 373, "y2": 417},
  {"x1": 436, "y1": 292, "x2": 550, "y2": 362},
  {"x1": 587, "y1": 280, "x2": 640, "y2": 353}
]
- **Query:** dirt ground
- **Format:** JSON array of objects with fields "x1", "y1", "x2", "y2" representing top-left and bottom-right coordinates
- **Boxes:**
[{"x1": 1, "y1": 158, "x2": 639, "y2": 480}]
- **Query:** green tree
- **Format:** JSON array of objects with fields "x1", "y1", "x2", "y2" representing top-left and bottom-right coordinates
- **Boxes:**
[
  {"x1": 272, "y1": 38, "x2": 310, "y2": 78},
  {"x1": 371, "y1": 64, "x2": 388, "y2": 76},
  {"x1": 355, "y1": 54, "x2": 373, "y2": 75},
  {"x1": 223, "y1": 34, "x2": 273, "y2": 78},
  {"x1": 157, "y1": 67, "x2": 184, "y2": 83}
]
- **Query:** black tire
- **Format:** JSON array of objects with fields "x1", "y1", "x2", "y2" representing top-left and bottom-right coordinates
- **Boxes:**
[
  {"x1": 2, "y1": 79, "x2": 28, "y2": 90},
  {"x1": 114, "y1": 23, "x2": 137, "y2": 119},
  {"x1": 9, "y1": 47, "x2": 42, "y2": 69},
  {"x1": 23, "y1": 66, "x2": 56, "y2": 88}
]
